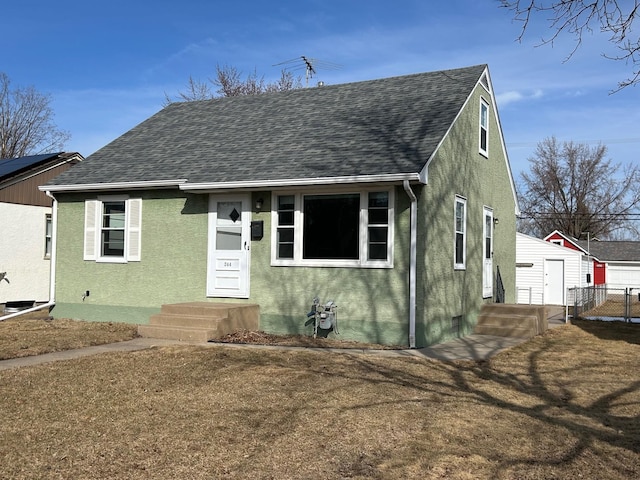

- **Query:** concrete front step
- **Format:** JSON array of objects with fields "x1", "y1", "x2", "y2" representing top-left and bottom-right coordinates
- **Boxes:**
[
  {"x1": 148, "y1": 313, "x2": 226, "y2": 329},
  {"x1": 160, "y1": 302, "x2": 238, "y2": 317},
  {"x1": 474, "y1": 323, "x2": 537, "y2": 338},
  {"x1": 474, "y1": 304, "x2": 548, "y2": 339},
  {"x1": 476, "y1": 313, "x2": 539, "y2": 328},
  {"x1": 138, "y1": 302, "x2": 260, "y2": 342},
  {"x1": 137, "y1": 324, "x2": 218, "y2": 342}
]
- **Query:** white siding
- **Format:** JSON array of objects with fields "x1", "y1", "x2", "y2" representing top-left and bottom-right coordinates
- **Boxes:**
[
  {"x1": 0, "y1": 202, "x2": 51, "y2": 304},
  {"x1": 516, "y1": 233, "x2": 587, "y2": 305},
  {"x1": 607, "y1": 262, "x2": 640, "y2": 289}
]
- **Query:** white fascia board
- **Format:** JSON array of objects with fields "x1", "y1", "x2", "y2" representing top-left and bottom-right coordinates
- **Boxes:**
[
  {"x1": 484, "y1": 67, "x2": 521, "y2": 216},
  {"x1": 38, "y1": 179, "x2": 188, "y2": 192},
  {"x1": 180, "y1": 173, "x2": 422, "y2": 192}
]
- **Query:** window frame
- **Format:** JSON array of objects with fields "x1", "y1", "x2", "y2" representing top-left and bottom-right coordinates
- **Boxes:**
[
  {"x1": 454, "y1": 195, "x2": 467, "y2": 270},
  {"x1": 271, "y1": 188, "x2": 394, "y2": 268},
  {"x1": 84, "y1": 196, "x2": 142, "y2": 264},
  {"x1": 479, "y1": 97, "x2": 489, "y2": 157},
  {"x1": 100, "y1": 199, "x2": 127, "y2": 259},
  {"x1": 44, "y1": 213, "x2": 52, "y2": 259}
]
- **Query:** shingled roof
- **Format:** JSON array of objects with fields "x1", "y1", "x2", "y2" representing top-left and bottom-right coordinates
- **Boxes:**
[
  {"x1": 576, "y1": 241, "x2": 640, "y2": 262},
  {"x1": 46, "y1": 64, "x2": 487, "y2": 189}
]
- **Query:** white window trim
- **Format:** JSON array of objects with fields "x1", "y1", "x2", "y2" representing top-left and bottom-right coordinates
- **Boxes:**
[
  {"x1": 483, "y1": 205, "x2": 494, "y2": 298},
  {"x1": 44, "y1": 213, "x2": 52, "y2": 259},
  {"x1": 271, "y1": 188, "x2": 394, "y2": 268},
  {"x1": 454, "y1": 195, "x2": 467, "y2": 270},
  {"x1": 84, "y1": 196, "x2": 142, "y2": 264},
  {"x1": 479, "y1": 97, "x2": 489, "y2": 157}
]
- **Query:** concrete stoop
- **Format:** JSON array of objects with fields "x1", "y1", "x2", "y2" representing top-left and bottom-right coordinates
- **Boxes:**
[
  {"x1": 137, "y1": 302, "x2": 260, "y2": 342},
  {"x1": 474, "y1": 304, "x2": 548, "y2": 339}
]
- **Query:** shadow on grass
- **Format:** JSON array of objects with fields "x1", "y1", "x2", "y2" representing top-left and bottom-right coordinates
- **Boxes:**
[
  {"x1": 278, "y1": 326, "x2": 640, "y2": 478},
  {"x1": 573, "y1": 318, "x2": 640, "y2": 345}
]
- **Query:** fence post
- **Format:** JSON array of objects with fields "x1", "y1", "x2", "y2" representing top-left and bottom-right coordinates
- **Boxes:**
[{"x1": 625, "y1": 288, "x2": 630, "y2": 323}]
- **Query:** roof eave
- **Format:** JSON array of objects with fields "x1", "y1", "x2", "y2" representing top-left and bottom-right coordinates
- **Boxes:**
[
  {"x1": 179, "y1": 173, "x2": 423, "y2": 192},
  {"x1": 39, "y1": 179, "x2": 188, "y2": 193}
]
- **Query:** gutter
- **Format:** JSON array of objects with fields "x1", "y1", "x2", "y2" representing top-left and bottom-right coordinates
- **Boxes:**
[
  {"x1": 38, "y1": 179, "x2": 188, "y2": 193},
  {"x1": 403, "y1": 180, "x2": 417, "y2": 348},
  {"x1": 180, "y1": 173, "x2": 422, "y2": 192},
  {"x1": 0, "y1": 190, "x2": 58, "y2": 322}
]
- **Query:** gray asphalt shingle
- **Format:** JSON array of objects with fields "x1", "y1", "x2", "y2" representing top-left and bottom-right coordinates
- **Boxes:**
[
  {"x1": 576, "y1": 241, "x2": 640, "y2": 262},
  {"x1": 47, "y1": 65, "x2": 486, "y2": 187}
]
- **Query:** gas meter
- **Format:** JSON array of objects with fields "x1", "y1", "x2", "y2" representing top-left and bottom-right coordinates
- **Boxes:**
[{"x1": 305, "y1": 296, "x2": 338, "y2": 338}]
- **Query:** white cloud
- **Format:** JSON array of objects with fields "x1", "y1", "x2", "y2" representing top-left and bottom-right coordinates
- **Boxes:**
[{"x1": 496, "y1": 89, "x2": 545, "y2": 107}]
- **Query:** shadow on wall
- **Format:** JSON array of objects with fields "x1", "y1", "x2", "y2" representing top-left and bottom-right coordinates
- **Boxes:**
[{"x1": 260, "y1": 96, "x2": 492, "y2": 347}]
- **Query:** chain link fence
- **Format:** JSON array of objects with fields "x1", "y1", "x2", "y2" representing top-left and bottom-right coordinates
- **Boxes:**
[{"x1": 568, "y1": 286, "x2": 640, "y2": 322}]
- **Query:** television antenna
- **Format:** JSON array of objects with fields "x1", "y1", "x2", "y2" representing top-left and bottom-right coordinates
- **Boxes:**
[{"x1": 273, "y1": 56, "x2": 342, "y2": 87}]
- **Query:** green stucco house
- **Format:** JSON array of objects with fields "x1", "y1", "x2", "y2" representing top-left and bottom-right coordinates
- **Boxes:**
[{"x1": 41, "y1": 64, "x2": 519, "y2": 348}]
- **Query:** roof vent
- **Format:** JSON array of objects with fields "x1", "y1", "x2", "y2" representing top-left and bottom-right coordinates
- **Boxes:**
[{"x1": 317, "y1": 81, "x2": 325, "y2": 87}]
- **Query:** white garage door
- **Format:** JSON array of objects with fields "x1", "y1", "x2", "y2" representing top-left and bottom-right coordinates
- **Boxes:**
[{"x1": 607, "y1": 263, "x2": 640, "y2": 289}]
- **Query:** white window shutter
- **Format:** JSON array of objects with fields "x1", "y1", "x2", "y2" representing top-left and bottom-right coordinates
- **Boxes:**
[
  {"x1": 84, "y1": 200, "x2": 99, "y2": 260},
  {"x1": 127, "y1": 198, "x2": 142, "y2": 261}
]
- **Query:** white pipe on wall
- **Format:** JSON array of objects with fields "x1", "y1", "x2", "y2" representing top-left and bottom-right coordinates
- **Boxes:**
[{"x1": 403, "y1": 180, "x2": 417, "y2": 348}]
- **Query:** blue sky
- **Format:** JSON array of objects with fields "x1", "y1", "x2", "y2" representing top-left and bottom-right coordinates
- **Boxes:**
[{"x1": 4, "y1": 0, "x2": 639, "y2": 180}]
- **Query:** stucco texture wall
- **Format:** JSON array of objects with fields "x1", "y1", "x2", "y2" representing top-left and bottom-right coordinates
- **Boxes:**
[
  {"x1": 415, "y1": 83, "x2": 517, "y2": 346},
  {"x1": 250, "y1": 192, "x2": 412, "y2": 347},
  {"x1": 53, "y1": 189, "x2": 413, "y2": 346},
  {"x1": 53, "y1": 191, "x2": 209, "y2": 322}
]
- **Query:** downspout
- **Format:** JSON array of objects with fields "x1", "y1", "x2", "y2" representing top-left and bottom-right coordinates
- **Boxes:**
[
  {"x1": 403, "y1": 180, "x2": 417, "y2": 348},
  {"x1": 45, "y1": 190, "x2": 57, "y2": 306},
  {"x1": 0, "y1": 191, "x2": 57, "y2": 322}
]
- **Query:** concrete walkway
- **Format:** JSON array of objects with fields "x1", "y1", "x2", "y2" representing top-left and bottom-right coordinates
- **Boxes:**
[{"x1": 0, "y1": 308, "x2": 569, "y2": 370}]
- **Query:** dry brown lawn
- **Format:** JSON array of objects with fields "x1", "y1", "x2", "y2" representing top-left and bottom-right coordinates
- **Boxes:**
[
  {"x1": 1, "y1": 316, "x2": 639, "y2": 479},
  {"x1": 0, "y1": 310, "x2": 138, "y2": 360}
]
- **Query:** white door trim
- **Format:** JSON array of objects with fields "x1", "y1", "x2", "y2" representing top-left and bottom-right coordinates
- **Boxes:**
[
  {"x1": 206, "y1": 193, "x2": 251, "y2": 298},
  {"x1": 483, "y1": 206, "x2": 494, "y2": 298}
]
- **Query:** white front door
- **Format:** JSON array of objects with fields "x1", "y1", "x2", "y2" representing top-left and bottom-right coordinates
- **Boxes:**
[
  {"x1": 207, "y1": 194, "x2": 250, "y2": 298},
  {"x1": 544, "y1": 259, "x2": 565, "y2": 305},
  {"x1": 483, "y1": 207, "x2": 493, "y2": 298}
]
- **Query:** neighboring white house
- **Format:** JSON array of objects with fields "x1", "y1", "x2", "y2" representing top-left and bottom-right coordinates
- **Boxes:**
[
  {"x1": 516, "y1": 232, "x2": 591, "y2": 305},
  {"x1": 543, "y1": 230, "x2": 640, "y2": 290},
  {"x1": 0, "y1": 153, "x2": 83, "y2": 309},
  {"x1": 585, "y1": 241, "x2": 640, "y2": 290}
]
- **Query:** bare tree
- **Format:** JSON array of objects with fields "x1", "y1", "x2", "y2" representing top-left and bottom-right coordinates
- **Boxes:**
[
  {"x1": 501, "y1": 0, "x2": 640, "y2": 90},
  {"x1": 0, "y1": 73, "x2": 70, "y2": 159},
  {"x1": 165, "y1": 65, "x2": 302, "y2": 105},
  {"x1": 518, "y1": 137, "x2": 640, "y2": 239}
]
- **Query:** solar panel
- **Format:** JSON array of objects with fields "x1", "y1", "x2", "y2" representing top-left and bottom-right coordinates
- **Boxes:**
[{"x1": 0, "y1": 153, "x2": 60, "y2": 179}]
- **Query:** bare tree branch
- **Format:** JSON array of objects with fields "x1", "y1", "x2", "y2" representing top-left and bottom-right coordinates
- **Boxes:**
[
  {"x1": 0, "y1": 73, "x2": 70, "y2": 159},
  {"x1": 518, "y1": 136, "x2": 640, "y2": 239},
  {"x1": 500, "y1": 0, "x2": 640, "y2": 90},
  {"x1": 164, "y1": 65, "x2": 303, "y2": 105}
]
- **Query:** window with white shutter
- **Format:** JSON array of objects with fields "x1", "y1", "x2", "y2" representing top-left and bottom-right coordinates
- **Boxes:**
[
  {"x1": 127, "y1": 198, "x2": 142, "y2": 261},
  {"x1": 84, "y1": 200, "x2": 99, "y2": 260},
  {"x1": 84, "y1": 197, "x2": 142, "y2": 263}
]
